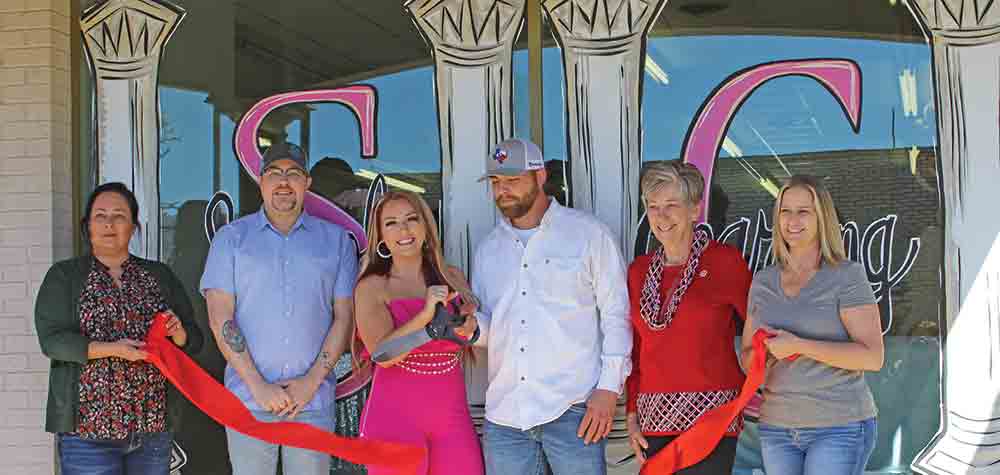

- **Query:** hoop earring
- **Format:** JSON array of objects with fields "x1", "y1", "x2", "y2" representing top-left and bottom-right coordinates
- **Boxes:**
[{"x1": 376, "y1": 241, "x2": 392, "y2": 259}]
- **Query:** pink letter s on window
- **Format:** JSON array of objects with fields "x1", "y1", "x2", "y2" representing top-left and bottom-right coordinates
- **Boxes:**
[
  {"x1": 233, "y1": 86, "x2": 378, "y2": 251},
  {"x1": 681, "y1": 59, "x2": 862, "y2": 221}
]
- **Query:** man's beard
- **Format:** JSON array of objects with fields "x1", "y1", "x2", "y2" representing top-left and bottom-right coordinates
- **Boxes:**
[
  {"x1": 269, "y1": 191, "x2": 299, "y2": 213},
  {"x1": 496, "y1": 183, "x2": 540, "y2": 219}
]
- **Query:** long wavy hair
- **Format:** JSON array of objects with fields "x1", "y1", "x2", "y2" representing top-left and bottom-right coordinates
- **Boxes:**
[{"x1": 352, "y1": 191, "x2": 477, "y2": 365}]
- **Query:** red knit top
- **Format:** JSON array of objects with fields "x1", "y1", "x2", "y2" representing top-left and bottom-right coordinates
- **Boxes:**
[{"x1": 625, "y1": 241, "x2": 752, "y2": 436}]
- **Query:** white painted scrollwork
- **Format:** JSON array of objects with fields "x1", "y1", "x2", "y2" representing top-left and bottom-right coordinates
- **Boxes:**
[
  {"x1": 81, "y1": 0, "x2": 185, "y2": 260},
  {"x1": 906, "y1": 1, "x2": 1000, "y2": 473},
  {"x1": 543, "y1": 0, "x2": 667, "y2": 253}
]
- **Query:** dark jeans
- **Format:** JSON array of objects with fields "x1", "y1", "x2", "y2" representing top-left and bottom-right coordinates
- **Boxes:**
[
  {"x1": 643, "y1": 435, "x2": 738, "y2": 475},
  {"x1": 58, "y1": 432, "x2": 173, "y2": 475}
]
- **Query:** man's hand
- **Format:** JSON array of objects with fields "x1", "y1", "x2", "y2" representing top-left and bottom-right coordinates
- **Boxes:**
[
  {"x1": 250, "y1": 381, "x2": 293, "y2": 415},
  {"x1": 577, "y1": 389, "x2": 618, "y2": 445},
  {"x1": 276, "y1": 374, "x2": 323, "y2": 419},
  {"x1": 455, "y1": 313, "x2": 478, "y2": 338},
  {"x1": 458, "y1": 298, "x2": 478, "y2": 317},
  {"x1": 455, "y1": 298, "x2": 479, "y2": 339}
]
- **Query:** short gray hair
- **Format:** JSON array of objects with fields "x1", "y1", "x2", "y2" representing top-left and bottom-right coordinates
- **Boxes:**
[{"x1": 639, "y1": 160, "x2": 705, "y2": 206}]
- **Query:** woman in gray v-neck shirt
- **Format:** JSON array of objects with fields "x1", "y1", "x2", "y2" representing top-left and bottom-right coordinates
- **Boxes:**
[{"x1": 741, "y1": 175, "x2": 884, "y2": 475}]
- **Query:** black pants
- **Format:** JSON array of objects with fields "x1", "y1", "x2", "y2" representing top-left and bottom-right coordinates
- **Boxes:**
[{"x1": 643, "y1": 435, "x2": 739, "y2": 475}]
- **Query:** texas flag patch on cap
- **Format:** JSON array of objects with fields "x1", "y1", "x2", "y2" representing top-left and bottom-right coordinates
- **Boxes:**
[
  {"x1": 493, "y1": 148, "x2": 508, "y2": 164},
  {"x1": 479, "y1": 137, "x2": 544, "y2": 182}
]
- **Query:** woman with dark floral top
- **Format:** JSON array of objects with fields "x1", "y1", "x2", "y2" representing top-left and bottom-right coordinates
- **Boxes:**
[{"x1": 35, "y1": 182, "x2": 202, "y2": 475}]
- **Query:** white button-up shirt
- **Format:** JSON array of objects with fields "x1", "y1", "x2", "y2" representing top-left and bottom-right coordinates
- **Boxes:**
[{"x1": 471, "y1": 199, "x2": 632, "y2": 430}]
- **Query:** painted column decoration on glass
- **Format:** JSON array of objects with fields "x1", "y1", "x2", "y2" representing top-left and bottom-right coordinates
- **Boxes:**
[
  {"x1": 404, "y1": 0, "x2": 527, "y2": 275},
  {"x1": 905, "y1": 1, "x2": 1000, "y2": 473},
  {"x1": 543, "y1": 0, "x2": 667, "y2": 254},
  {"x1": 81, "y1": 0, "x2": 184, "y2": 260}
]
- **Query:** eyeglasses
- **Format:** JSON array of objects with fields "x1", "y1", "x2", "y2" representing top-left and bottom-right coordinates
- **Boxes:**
[{"x1": 262, "y1": 167, "x2": 308, "y2": 182}]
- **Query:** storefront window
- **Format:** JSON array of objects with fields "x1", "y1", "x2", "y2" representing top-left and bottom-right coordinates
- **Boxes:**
[
  {"x1": 636, "y1": 31, "x2": 939, "y2": 475},
  {"x1": 78, "y1": 0, "x2": 943, "y2": 473},
  {"x1": 280, "y1": 66, "x2": 442, "y2": 230}
]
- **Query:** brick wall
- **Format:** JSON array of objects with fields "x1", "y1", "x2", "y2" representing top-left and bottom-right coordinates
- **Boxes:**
[{"x1": 0, "y1": 0, "x2": 73, "y2": 473}]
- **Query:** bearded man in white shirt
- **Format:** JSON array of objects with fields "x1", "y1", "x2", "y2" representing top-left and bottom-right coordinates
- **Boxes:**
[{"x1": 471, "y1": 138, "x2": 632, "y2": 475}]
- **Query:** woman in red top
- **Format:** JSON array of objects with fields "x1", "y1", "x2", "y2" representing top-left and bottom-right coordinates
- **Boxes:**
[{"x1": 626, "y1": 161, "x2": 752, "y2": 473}]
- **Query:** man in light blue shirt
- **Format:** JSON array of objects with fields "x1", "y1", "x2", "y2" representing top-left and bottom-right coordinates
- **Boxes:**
[{"x1": 200, "y1": 142, "x2": 357, "y2": 475}]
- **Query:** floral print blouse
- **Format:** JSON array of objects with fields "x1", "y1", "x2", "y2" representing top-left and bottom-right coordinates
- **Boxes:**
[{"x1": 75, "y1": 256, "x2": 169, "y2": 439}]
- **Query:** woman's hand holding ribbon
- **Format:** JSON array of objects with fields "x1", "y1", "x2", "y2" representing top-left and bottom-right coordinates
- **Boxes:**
[{"x1": 759, "y1": 324, "x2": 802, "y2": 361}]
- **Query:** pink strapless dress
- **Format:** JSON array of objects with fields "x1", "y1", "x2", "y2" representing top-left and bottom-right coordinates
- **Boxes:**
[{"x1": 360, "y1": 298, "x2": 484, "y2": 475}]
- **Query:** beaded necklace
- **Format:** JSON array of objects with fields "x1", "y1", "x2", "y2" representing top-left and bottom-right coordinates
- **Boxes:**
[{"x1": 639, "y1": 230, "x2": 710, "y2": 331}]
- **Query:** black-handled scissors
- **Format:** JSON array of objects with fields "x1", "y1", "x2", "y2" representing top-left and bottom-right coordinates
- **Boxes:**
[{"x1": 371, "y1": 301, "x2": 480, "y2": 364}]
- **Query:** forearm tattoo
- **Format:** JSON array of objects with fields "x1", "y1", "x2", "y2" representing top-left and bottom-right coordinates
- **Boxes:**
[
  {"x1": 222, "y1": 320, "x2": 247, "y2": 353},
  {"x1": 320, "y1": 351, "x2": 336, "y2": 373}
]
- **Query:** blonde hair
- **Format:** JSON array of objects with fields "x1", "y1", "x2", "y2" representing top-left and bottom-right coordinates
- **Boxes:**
[
  {"x1": 640, "y1": 160, "x2": 705, "y2": 207},
  {"x1": 771, "y1": 175, "x2": 847, "y2": 268}
]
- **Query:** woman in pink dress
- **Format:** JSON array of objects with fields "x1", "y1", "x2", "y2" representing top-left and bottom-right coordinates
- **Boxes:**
[{"x1": 354, "y1": 190, "x2": 484, "y2": 475}]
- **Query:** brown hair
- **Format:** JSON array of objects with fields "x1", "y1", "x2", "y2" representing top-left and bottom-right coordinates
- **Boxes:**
[
  {"x1": 352, "y1": 191, "x2": 477, "y2": 365},
  {"x1": 771, "y1": 175, "x2": 847, "y2": 268}
]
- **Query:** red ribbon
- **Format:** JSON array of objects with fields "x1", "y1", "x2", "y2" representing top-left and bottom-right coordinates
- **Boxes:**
[
  {"x1": 640, "y1": 329, "x2": 787, "y2": 475},
  {"x1": 145, "y1": 313, "x2": 426, "y2": 473}
]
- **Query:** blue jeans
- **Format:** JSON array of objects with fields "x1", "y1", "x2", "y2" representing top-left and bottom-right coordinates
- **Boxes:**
[
  {"x1": 226, "y1": 408, "x2": 335, "y2": 475},
  {"x1": 483, "y1": 403, "x2": 606, "y2": 475},
  {"x1": 58, "y1": 432, "x2": 173, "y2": 475},
  {"x1": 759, "y1": 418, "x2": 877, "y2": 475}
]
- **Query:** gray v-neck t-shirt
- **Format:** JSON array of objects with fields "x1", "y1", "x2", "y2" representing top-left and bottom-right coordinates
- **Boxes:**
[{"x1": 749, "y1": 261, "x2": 878, "y2": 428}]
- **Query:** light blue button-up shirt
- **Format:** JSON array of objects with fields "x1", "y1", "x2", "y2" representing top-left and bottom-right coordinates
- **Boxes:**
[{"x1": 200, "y1": 209, "x2": 358, "y2": 412}]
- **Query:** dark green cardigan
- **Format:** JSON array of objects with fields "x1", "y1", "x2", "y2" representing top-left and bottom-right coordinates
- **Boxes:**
[{"x1": 34, "y1": 255, "x2": 204, "y2": 434}]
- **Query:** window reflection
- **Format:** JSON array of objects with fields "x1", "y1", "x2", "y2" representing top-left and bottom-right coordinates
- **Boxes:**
[
  {"x1": 113, "y1": 2, "x2": 943, "y2": 473},
  {"x1": 255, "y1": 66, "x2": 443, "y2": 231},
  {"x1": 633, "y1": 34, "x2": 939, "y2": 474},
  {"x1": 642, "y1": 36, "x2": 934, "y2": 162}
]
